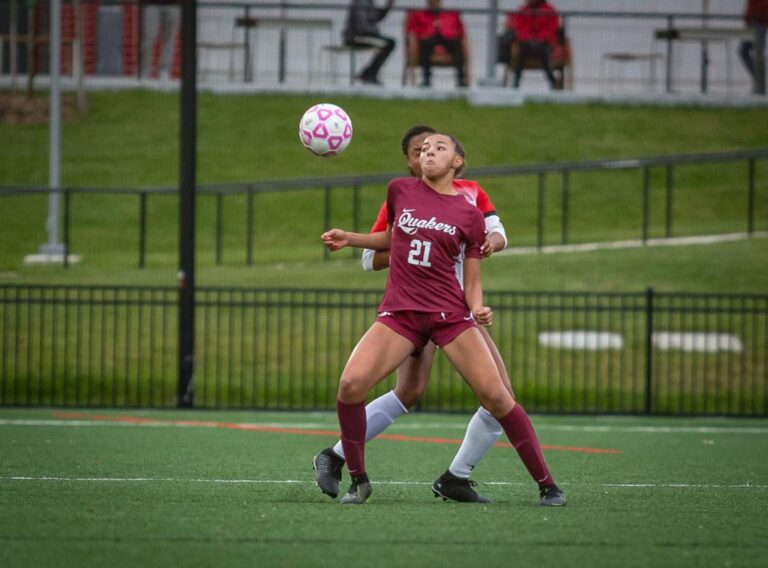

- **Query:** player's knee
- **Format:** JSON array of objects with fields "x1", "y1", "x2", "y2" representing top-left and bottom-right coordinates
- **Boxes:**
[
  {"x1": 393, "y1": 383, "x2": 424, "y2": 409},
  {"x1": 337, "y1": 374, "x2": 367, "y2": 403},
  {"x1": 478, "y1": 388, "x2": 514, "y2": 418}
]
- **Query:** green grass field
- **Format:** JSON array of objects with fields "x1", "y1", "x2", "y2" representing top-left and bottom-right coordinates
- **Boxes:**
[
  {"x1": 1, "y1": 91, "x2": 767, "y2": 291},
  {"x1": 1, "y1": 407, "x2": 766, "y2": 567}
]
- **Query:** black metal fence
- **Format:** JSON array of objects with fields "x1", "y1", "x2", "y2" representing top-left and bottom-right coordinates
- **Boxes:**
[
  {"x1": 1, "y1": 284, "x2": 765, "y2": 416},
  {"x1": 2, "y1": 148, "x2": 766, "y2": 269}
]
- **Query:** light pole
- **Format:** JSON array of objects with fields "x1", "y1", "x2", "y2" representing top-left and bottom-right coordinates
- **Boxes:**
[{"x1": 40, "y1": 0, "x2": 64, "y2": 257}]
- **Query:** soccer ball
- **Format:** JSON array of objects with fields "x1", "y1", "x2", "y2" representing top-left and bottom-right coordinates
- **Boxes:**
[{"x1": 298, "y1": 103, "x2": 353, "y2": 157}]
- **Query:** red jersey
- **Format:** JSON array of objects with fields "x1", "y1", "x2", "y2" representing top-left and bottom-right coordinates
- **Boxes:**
[
  {"x1": 508, "y1": 2, "x2": 560, "y2": 46},
  {"x1": 406, "y1": 9, "x2": 465, "y2": 41},
  {"x1": 369, "y1": 179, "x2": 497, "y2": 233},
  {"x1": 746, "y1": 0, "x2": 768, "y2": 25},
  {"x1": 378, "y1": 178, "x2": 485, "y2": 314}
]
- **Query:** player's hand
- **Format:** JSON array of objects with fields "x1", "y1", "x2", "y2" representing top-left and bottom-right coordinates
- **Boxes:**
[
  {"x1": 321, "y1": 229, "x2": 348, "y2": 251},
  {"x1": 481, "y1": 237, "x2": 494, "y2": 258},
  {"x1": 473, "y1": 306, "x2": 493, "y2": 327}
]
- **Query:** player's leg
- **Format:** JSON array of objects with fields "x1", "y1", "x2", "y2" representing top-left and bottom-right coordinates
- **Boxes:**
[
  {"x1": 314, "y1": 342, "x2": 436, "y2": 498},
  {"x1": 441, "y1": 327, "x2": 566, "y2": 506},
  {"x1": 437, "y1": 326, "x2": 510, "y2": 501},
  {"x1": 334, "y1": 322, "x2": 414, "y2": 504},
  {"x1": 433, "y1": 327, "x2": 504, "y2": 502}
]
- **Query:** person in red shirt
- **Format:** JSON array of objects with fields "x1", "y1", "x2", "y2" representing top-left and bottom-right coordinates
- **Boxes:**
[
  {"x1": 406, "y1": 0, "x2": 467, "y2": 87},
  {"x1": 739, "y1": 0, "x2": 768, "y2": 94},
  {"x1": 507, "y1": 0, "x2": 560, "y2": 89},
  {"x1": 319, "y1": 133, "x2": 566, "y2": 507}
]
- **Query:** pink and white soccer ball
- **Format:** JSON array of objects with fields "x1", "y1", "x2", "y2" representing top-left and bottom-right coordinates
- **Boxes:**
[{"x1": 298, "y1": 103, "x2": 353, "y2": 157}]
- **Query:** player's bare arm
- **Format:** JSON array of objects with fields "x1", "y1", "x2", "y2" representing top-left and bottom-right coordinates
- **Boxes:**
[
  {"x1": 322, "y1": 227, "x2": 391, "y2": 252},
  {"x1": 463, "y1": 257, "x2": 493, "y2": 326}
]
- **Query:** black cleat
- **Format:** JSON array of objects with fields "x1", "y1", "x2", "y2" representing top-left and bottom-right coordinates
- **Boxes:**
[
  {"x1": 539, "y1": 484, "x2": 567, "y2": 506},
  {"x1": 312, "y1": 448, "x2": 344, "y2": 499},
  {"x1": 340, "y1": 474, "x2": 372, "y2": 505},
  {"x1": 431, "y1": 470, "x2": 490, "y2": 503}
]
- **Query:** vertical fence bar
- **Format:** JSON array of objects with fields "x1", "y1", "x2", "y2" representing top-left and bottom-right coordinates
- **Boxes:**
[
  {"x1": 216, "y1": 193, "x2": 223, "y2": 266},
  {"x1": 243, "y1": 6, "x2": 252, "y2": 82},
  {"x1": 323, "y1": 186, "x2": 331, "y2": 260},
  {"x1": 138, "y1": 192, "x2": 147, "y2": 268},
  {"x1": 560, "y1": 171, "x2": 569, "y2": 245},
  {"x1": 642, "y1": 166, "x2": 650, "y2": 243},
  {"x1": 664, "y1": 15, "x2": 674, "y2": 93},
  {"x1": 63, "y1": 190, "x2": 71, "y2": 269},
  {"x1": 537, "y1": 173, "x2": 545, "y2": 250},
  {"x1": 644, "y1": 287, "x2": 654, "y2": 415},
  {"x1": 352, "y1": 184, "x2": 360, "y2": 259},
  {"x1": 664, "y1": 165, "x2": 673, "y2": 239},
  {"x1": 246, "y1": 190, "x2": 254, "y2": 265},
  {"x1": 747, "y1": 158, "x2": 755, "y2": 235}
]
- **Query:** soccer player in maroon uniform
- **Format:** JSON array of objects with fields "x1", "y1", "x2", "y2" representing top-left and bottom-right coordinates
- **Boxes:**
[
  {"x1": 314, "y1": 125, "x2": 565, "y2": 506},
  {"x1": 321, "y1": 133, "x2": 566, "y2": 505}
]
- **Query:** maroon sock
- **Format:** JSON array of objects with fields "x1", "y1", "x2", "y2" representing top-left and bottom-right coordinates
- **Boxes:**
[
  {"x1": 498, "y1": 404, "x2": 554, "y2": 488},
  {"x1": 336, "y1": 399, "x2": 367, "y2": 477}
]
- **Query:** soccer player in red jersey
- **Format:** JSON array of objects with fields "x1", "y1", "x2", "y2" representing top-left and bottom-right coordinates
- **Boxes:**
[
  {"x1": 314, "y1": 125, "x2": 565, "y2": 506},
  {"x1": 320, "y1": 133, "x2": 566, "y2": 505}
]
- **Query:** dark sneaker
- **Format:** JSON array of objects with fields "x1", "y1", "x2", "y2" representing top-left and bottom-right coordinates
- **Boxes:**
[
  {"x1": 431, "y1": 470, "x2": 490, "y2": 503},
  {"x1": 539, "y1": 484, "x2": 567, "y2": 506},
  {"x1": 312, "y1": 448, "x2": 344, "y2": 499},
  {"x1": 340, "y1": 474, "x2": 372, "y2": 505}
]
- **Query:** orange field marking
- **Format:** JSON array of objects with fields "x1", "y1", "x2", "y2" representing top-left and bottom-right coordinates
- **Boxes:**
[{"x1": 52, "y1": 411, "x2": 623, "y2": 454}]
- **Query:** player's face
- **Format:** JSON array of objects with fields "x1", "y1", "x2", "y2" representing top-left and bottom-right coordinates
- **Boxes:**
[
  {"x1": 420, "y1": 134, "x2": 462, "y2": 179},
  {"x1": 406, "y1": 133, "x2": 431, "y2": 177}
]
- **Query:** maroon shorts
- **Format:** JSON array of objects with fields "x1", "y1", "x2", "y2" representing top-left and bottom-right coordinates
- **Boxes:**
[{"x1": 376, "y1": 310, "x2": 477, "y2": 352}]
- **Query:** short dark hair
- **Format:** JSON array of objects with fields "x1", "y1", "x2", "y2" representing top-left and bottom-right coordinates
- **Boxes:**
[{"x1": 401, "y1": 124, "x2": 437, "y2": 156}]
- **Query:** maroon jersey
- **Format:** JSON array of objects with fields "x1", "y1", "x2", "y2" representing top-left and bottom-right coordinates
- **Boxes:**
[{"x1": 378, "y1": 177, "x2": 485, "y2": 314}]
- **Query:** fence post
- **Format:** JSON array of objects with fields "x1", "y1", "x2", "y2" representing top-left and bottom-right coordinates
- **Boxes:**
[
  {"x1": 63, "y1": 189, "x2": 70, "y2": 269},
  {"x1": 644, "y1": 287, "x2": 654, "y2": 415},
  {"x1": 537, "y1": 173, "x2": 545, "y2": 249},
  {"x1": 215, "y1": 193, "x2": 223, "y2": 265},
  {"x1": 747, "y1": 158, "x2": 755, "y2": 235},
  {"x1": 664, "y1": 15, "x2": 674, "y2": 93},
  {"x1": 642, "y1": 166, "x2": 650, "y2": 243},
  {"x1": 560, "y1": 171, "x2": 569, "y2": 245},
  {"x1": 352, "y1": 184, "x2": 360, "y2": 259},
  {"x1": 664, "y1": 165, "x2": 673, "y2": 238},
  {"x1": 138, "y1": 192, "x2": 147, "y2": 269},
  {"x1": 246, "y1": 190, "x2": 254, "y2": 265},
  {"x1": 323, "y1": 186, "x2": 331, "y2": 260}
]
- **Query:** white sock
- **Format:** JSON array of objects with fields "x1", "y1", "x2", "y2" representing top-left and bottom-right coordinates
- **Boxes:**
[
  {"x1": 448, "y1": 407, "x2": 503, "y2": 479},
  {"x1": 332, "y1": 390, "x2": 408, "y2": 460}
]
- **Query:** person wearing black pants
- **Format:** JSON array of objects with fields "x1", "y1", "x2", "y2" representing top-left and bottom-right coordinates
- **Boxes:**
[{"x1": 343, "y1": 0, "x2": 396, "y2": 85}]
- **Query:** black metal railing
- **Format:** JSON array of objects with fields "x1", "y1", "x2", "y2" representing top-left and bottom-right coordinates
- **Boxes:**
[
  {"x1": 1, "y1": 284, "x2": 765, "y2": 416},
  {"x1": 2, "y1": 148, "x2": 766, "y2": 269}
]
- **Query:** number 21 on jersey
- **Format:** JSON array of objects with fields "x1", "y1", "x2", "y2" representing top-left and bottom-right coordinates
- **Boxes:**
[{"x1": 407, "y1": 239, "x2": 432, "y2": 267}]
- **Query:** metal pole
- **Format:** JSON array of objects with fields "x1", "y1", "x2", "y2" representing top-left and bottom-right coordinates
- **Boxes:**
[
  {"x1": 642, "y1": 166, "x2": 650, "y2": 243},
  {"x1": 10, "y1": 0, "x2": 18, "y2": 88},
  {"x1": 482, "y1": 0, "x2": 500, "y2": 85},
  {"x1": 177, "y1": 0, "x2": 197, "y2": 409},
  {"x1": 644, "y1": 287, "x2": 654, "y2": 415},
  {"x1": 537, "y1": 173, "x2": 545, "y2": 249},
  {"x1": 138, "y1": 192, "x2": 147, "y2": 268},
  {"x1": 41, "y1": 0, "x2": 64, "y2": 257},
  {"x1": 747, "y1": 158, "x2": 755, "y2": 234},
  {"x1": 323, "y1": 186, "x2": 331, "y2": 260},
  {"x1": 664, "y1": 165, "x2": 673, "y2": 238}
]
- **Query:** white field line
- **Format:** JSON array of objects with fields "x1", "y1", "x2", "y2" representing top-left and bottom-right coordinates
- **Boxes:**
[
  {"x1": 0, "y1": 476, "x2": 765, "y2": 490},
  {"x1": 1, "y1": 419, "x2": 767, "y2": 435},
  {"x1": 498, "y1": 231, "x2": 768, "y2": 256}
]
